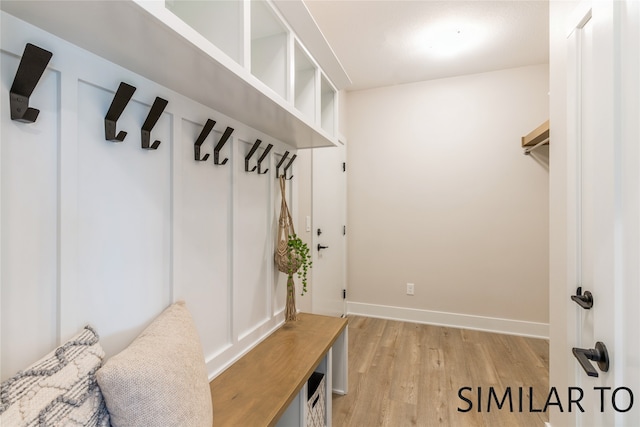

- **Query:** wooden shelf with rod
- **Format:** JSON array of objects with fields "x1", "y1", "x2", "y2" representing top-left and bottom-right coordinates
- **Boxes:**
[{"x1": 522, "y1": 119, "x2": 549, "y2": 155}]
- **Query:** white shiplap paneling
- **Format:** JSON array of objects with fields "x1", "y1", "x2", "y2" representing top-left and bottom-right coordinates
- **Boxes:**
[
  {"x1": 0, "y1": 11, "x2": 295, "y2": 381},
  {"x1": 175, "y1": 119, "x2": 233, "y2": 361},
  {"x1": 0, "y1": 51, "x2": 60, "y2": 377},
  {"x1": 74, "y1": 81, "x2": 173, "y2": 357}
]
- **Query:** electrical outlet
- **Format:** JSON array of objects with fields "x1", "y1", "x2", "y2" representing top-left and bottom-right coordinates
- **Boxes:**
[{"x1": 406, "y1": 283, "x2": 415, "y2": 295}]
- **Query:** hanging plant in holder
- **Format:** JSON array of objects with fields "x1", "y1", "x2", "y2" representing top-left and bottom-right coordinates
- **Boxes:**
[{"x1": 275, "y1": 175, "x2": 312, "y2": 321}]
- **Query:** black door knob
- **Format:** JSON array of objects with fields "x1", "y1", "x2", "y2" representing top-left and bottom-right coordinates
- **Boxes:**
[
  {"x1": 572, "y1": 342, "x2": 609, "y2": 377},
  {"x1": 317, "y1": 244, "x2": 329, "y2": 251}
]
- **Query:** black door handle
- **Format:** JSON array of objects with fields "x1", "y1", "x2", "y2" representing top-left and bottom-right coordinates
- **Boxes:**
[
  {"x1": 317, "y1": 244, "x2": 329, "y2": 251},
  {"x1": 572, "y1": 342, "x2": 609, "y2": 377},
  {"x1": 571, "y1": 287, "x2": 593, "y2": 309}
]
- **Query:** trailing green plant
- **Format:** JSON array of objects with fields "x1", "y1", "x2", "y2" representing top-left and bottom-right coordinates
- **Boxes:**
[{"x1": 286, "y1": 234, "x2": 312, "y2": 295}]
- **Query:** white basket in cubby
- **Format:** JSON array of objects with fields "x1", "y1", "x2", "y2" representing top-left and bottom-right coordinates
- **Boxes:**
[{"x1": 306, "y1": 372, "x2": 326, "y2": 427}]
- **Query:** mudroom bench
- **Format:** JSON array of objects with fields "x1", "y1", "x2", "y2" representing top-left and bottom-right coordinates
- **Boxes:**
[{"x1": 209, "y1": 313, "x2": 348, "y2": 427}]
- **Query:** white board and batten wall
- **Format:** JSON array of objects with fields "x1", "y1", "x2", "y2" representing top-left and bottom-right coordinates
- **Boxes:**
[{"x1": 0, "y1": 12, "x2": 299, "y2": 381}]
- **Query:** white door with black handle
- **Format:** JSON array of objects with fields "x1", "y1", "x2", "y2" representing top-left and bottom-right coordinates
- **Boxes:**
[{"x1": 566, "y1": 1, "x2": 640, "y2": 425}]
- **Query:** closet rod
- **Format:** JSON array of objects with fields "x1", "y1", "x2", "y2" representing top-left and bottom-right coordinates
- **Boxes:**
[{"x1": 523, "y1": 137, "x2": 549, "y2": 155}]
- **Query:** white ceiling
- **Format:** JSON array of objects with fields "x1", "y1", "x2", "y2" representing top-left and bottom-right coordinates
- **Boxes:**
[{"x1": 303, "y1": 0, "x2": 549, "y2": 91}]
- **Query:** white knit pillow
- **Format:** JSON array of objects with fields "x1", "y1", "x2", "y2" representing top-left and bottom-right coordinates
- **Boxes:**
[
  {"x1": 96, "y1": 301, "x2": 212, "y2": 427},
  {"x1": 0, "y1": 325, "x2": 110, "y2": 427}
]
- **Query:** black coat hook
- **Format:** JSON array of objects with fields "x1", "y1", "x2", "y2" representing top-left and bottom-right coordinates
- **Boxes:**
[
  {"x1": 245, "y1": 139, "x2": 262, "y2": 172},
  {"x1": 105, "y1": 82, "x2": 136, "y2": 142},
  {"x1": 276, "y1": 151, "x2": 290, "y2": 178},
  {"x1": 283, "y1": 154, "x2": 297, "y2": 180},
  {"x1": 10, "y1": 43, "x2": 53, "y2": 123},
  {"x1": 141, "y1": 97, "x2": 168, "y2": 150},
  {"x1": 214, "y1": 127, "x2": 234, "y2": 166},
  {"x1": 256, "y1": 144, "x2": 273, "y2": 174},
  {"x1": 194, "y1": 119, "x2": 215, "y2": 161}
]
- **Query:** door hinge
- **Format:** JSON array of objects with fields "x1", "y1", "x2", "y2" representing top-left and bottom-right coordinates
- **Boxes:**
[
  {"x1": 343, "y1": 225, "x2": 346, "y2": 236},
  {"x1": 342, "y1": 162, "x2": 346, "y2": 172},
  {"x1": 343, "y1": 289, "x2": 347, "y2": 299}
]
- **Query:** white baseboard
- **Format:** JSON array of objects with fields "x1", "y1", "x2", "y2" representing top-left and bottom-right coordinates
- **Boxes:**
[{"x1": 347, "y1": 301, "x2": 549, "y2": 339}]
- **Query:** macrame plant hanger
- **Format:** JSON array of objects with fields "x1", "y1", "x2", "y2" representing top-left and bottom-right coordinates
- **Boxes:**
[{"x1": 275, "y1": 175, "x2": 300, "y2": 321}]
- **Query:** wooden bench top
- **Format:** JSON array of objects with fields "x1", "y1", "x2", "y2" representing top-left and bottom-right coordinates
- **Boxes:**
[{"x1": 209, "y1": 313, "x2": 348, "y2": 426}]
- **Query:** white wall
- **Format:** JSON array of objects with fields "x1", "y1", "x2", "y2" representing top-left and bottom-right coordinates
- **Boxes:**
[
  {"x1": 346, "y1": 64, "x2": 550, "y2": 337},
  {"x1": 0, "y1": 13, "x2": 298, "y2": 381}
]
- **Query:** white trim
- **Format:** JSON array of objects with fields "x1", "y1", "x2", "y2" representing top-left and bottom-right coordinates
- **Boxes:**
[
  {"x1": 566, "y1": 0, "x2": 592, "y2": 37},
  {"x1": 347, "y1": 302, "x2": 549, "y2": 339},
  {"x1": 207, "y1": 315, "x2": 284, "y2": 380},
  {"x1": 58, "y1": 70, "x2": 78, "y2": 344}
]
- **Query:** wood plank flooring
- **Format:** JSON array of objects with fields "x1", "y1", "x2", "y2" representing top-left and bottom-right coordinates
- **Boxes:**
[{"x1": 332, "y1": 316, "x2": 549, "y2": 427}]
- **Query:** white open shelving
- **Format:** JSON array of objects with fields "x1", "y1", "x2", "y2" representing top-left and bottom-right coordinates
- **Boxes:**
[
  {"x1": 250, "y1": 0, "x2": 288, "y2": 100},
  {"x1": 165, "y1": 0, "x2": 244, "y2": 66},
  {"x1": 0, "y1": 0, "x2": 350, "y2": 148},
  {"x1": 294, "y1": 41, "x2": 317, "y2": 121},
  {"x1": 321, "y1": 74, "x2": 337, "y2": 136}
]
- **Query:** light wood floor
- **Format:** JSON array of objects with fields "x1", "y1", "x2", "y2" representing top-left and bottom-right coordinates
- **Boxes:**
[{"x1": 332, "y1": 316, "x2": 549, "y2": 427}]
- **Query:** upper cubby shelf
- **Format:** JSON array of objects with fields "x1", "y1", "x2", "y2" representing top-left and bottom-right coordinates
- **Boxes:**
[
  {"x1": 321, "y1": 75, "x2": 336, "y2": 136},
  {"x1": 294, "y1": 42, "x2": 317, "y2": 121},
  {"x1": 165, "y1": 0, "x2": 243, "y2": 66},
  {"x1": 0, "y1": 0, "x2": 351, "y2": 149},
  {"x1": 251, "y1": 0, "x2": 288, "y2": 100}
]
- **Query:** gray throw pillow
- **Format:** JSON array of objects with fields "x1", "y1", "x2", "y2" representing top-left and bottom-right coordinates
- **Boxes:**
[{"x1": 0, "y1": 325, "x2": 110, "y2": 426}]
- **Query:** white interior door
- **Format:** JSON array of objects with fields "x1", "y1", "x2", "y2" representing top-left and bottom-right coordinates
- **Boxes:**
[
  {"x1": 311, "y1": 144, "x2": 346, "y2": 317},
  {"x1": 567, "y1": 1, "x2": 640, "y2": 425}
]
